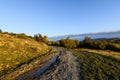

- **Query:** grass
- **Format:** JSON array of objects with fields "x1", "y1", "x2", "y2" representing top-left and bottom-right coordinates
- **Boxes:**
[
  {"x1": 72, "y1": 49, "x2": 120, "y2": 80},
  {"x1": 0, "y1": 48, "x2": 57, "y2": 80},
  {"x1": 0, "y1": 33, "x2": 50, "y2": 77},
  {"x1": 80, "y1": 48, "x2": 120, "y2": 59}
]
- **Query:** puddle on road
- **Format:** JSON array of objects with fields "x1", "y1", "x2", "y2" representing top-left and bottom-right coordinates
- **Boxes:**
[{"x1": 31, "y1": 51, "x2": 62, "y2": 79}]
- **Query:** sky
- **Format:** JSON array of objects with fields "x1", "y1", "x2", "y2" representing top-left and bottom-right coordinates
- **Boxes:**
[{"x1": 0, "y1": 0, "x2": 120, "y2": 37}]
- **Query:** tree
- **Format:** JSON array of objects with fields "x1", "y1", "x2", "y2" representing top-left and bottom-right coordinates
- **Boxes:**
[
  {"x1": 16, "y1": 33, "x2": 27, "y2": 39},
  {"x1": 42, "y1": 36, "x2": 48, "y2": 44},
  {"x1": 34, "y1": 34, "x2": 42, "y2": 42},
  {"x1": 83, "y1": 37, "x2": 93, "y2": 47},
  {"x1": 74, "y1": 40, "x2": 80, "y2": 47},
  {"x1": 59, "y1": 38, "x2": 79, "y2": 49},
  {"x1": 34, "y1": 34, "x2": 48, "y2": 44},
  {"x1": 0, "y1": 29, "x2": 2, "y2": 33}
]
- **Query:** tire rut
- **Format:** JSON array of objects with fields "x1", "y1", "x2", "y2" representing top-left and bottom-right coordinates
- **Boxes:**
[{"x1": 37, "y1": 50, "x2": 80, "y2": 80}]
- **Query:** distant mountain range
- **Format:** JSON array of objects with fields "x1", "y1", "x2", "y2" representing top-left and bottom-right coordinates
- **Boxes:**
[{"x1": 49, "y1": 31, "x2": 120, "y2": 41}]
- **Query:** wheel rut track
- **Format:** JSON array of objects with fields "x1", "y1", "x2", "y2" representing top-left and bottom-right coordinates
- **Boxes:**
[
  {"x1": 37, "y1": 50, "x2": 80, "y2": 80},
  {"x1": 10, "y1": 49, "x2": 80, "y2": 80}
]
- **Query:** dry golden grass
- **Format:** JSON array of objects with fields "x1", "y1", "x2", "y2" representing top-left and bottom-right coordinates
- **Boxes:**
[
  {"x1": 79, "y1": 48, "x2": 120, "y2": 59},
  {"x1": 1, "y1": 48, "x2": 57, "y2": 80},
  {"x1": 0, "y1": 33, "x2": 50, "y2": 77}
]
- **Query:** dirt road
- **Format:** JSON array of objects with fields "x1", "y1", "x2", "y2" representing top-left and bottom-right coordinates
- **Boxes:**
[
  {"x1": 1, "y1": 49, "x2": 80, "y2": 80},
  {"x1": 36, "y1": 50, "x2": 80, "y2": 80}
]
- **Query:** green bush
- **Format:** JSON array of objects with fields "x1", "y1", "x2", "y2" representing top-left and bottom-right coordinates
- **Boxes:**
[
  {"x1": 59, "y1": 38, "x2": 80, "y2": 49},
  {"x1": 0, "y1": 29, "x2": 2, "y2": 33},
  {"x1": 16, "y1": 33, "x2": 28, "y2": 39},
  {"x1": 34, "y1": 34, "x2": 48, "y2": 44}
]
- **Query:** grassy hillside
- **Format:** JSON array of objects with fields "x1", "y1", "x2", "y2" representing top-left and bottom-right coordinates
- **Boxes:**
[
  {"x1": 0, "y1": 33, "x2": 50, "y2": 77},
  {"x1": 72, "y1": 50, "x2": 120, "y2": 80}
]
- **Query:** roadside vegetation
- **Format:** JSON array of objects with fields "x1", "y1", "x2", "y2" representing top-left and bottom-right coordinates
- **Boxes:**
[
  {"x1": 0, "y1": 29, "x2": 51, "y2": 77},
  {"x1": 72, "y1": 50, "x2": 120, "y2": 80},
  {"x1": 50, "y1": 36, "x2": 120, "y2": 52}
]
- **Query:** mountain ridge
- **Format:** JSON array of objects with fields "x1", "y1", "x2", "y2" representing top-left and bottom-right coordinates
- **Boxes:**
[{"x1": 49, "y1": 30, "x2": 120, "y2": 41}]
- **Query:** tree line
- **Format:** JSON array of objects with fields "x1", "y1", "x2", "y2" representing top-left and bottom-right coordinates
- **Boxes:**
[{"x1": 50, "y1": 37, "x2": 120, "y2": 52}]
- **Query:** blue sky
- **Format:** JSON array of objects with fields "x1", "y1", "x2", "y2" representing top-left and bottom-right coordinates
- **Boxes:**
[{"x1": 0, "y1": 0, "x2": 120, "y2": 37}]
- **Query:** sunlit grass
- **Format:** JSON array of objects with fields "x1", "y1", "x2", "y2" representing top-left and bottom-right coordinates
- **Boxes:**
[
  {"x1": 79, "y1": 48, "x2": 120, "y2": 59},
  {"x1": 72, "y1": 50, "x2": 120, "y2": 80},
  {"x1": 0, "y1": 33, "x2": 50, "y2": 77}
]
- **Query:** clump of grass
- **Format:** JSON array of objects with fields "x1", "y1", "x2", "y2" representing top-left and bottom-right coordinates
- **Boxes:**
[{"x1": 72, "y1": 50, "x2": 120, "y2": 80}]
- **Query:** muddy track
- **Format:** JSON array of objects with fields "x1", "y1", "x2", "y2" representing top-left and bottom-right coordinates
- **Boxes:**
[
  {"x1": 36, "y1": 50, "x2": 80, "y2": 80},
  {"x1": 1, "y1": 49, "x2": 80, "y2": 80}
]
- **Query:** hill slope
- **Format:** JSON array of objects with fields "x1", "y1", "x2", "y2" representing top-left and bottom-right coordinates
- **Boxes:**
[{"x1": 0, "y1": 33, "x2": 50, "y2": 77}]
